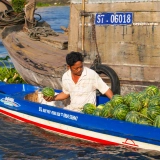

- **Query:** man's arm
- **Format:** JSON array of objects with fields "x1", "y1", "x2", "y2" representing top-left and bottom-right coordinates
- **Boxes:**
[
  {"x1": 43, "y1": 91, "x2": 70, "y2": 102},
  {"x1": 104, "y1": 88, "x2": 113, "y2": 99}
]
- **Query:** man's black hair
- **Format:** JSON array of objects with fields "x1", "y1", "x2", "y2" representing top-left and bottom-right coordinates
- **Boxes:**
[{"x1": 66, "y1": 51, "x2": 84, "y2": 66}]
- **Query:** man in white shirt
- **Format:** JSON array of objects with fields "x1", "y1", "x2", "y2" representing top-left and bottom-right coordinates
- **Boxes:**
[{"x1": 44, "y1": 51, "x2": 113, "y2": 112}]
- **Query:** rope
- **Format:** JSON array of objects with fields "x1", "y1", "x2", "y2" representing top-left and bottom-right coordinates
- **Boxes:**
[
  {"x1": 0, "y1": 9, "x2": 58, "y2": 41},
  {"x1": 24, "y1": 12, "x2": 42, "y2": 29},
  {"x1": 0, "y1": 10, "x2": 25, "y2": 27},
  {"x1": 22, "y1": 12, "x2": 59, "y2": 41},
  {"x1": 26, "y1": 26, "x2": 59, "y2": 41}
]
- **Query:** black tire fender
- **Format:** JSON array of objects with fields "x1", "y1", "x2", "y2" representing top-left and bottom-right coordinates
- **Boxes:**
[{"x1": 90, "y1": 64, "x2": 120, "y2": 95}]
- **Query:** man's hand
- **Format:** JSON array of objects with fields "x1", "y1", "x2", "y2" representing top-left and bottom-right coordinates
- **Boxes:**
[
  {"x1": 43, "y1": 91, "x2": 70, "y2": 102},
  {"x1": 43, "y1": 95, "x2": 55, "y2": 102}
]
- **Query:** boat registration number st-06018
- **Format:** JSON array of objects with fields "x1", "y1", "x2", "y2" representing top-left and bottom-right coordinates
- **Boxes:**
[{"x1": 95, "y1": 12, "x2": 133, "y2": 25}]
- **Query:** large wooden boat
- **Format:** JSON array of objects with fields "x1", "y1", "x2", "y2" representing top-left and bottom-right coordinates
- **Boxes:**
[
  {"x1": 1, "y1": 0, "x2": 160, "y2": 95},
  {"x1": 1, "y1": 24, "x2": 69, "y2": 90},
  {"x1": 0, "y1": 81, "x2": 160, "y2": 152}
]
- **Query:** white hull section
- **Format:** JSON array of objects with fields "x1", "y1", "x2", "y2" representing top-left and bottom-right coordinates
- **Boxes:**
[{"x1": 0, "y1": 107, "x2": 160, "y2": 152}]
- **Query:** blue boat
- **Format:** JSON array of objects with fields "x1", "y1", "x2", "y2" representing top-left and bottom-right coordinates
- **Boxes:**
[{"x1": 0, "y1": 82, "x2": 160, "y2": 152}]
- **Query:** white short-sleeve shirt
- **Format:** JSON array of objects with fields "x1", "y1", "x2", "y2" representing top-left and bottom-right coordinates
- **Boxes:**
[{"x1": 62, "y1": 67, "x2": 110, "y2": 112}]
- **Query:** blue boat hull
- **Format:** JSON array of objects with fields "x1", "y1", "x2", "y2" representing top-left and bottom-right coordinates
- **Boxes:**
[{"x1": 0, "y1": 82, "x2": 160, "y2": 151}]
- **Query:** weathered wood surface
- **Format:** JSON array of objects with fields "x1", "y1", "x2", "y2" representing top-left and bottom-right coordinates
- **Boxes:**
[
  {"x1": 9, "y1": 55, "x2": 63, "y2": 89},
  {"x1": 0, "y1": 0, "x2": 12, "y2": 12},
  {"x1": 7, "y1": 31, "x2": 68, "y2": 74},
  {"x1": 2, "y1": 30, "x2": 69, "y2": 88},
  {"x1": 69, "y1": 1, "x2": 160, "y2": 94},
  {"x1": 0, "y1": 29, "x2": 2, "y2": 39},
  {"x1": 40, "y1": 33, "x2": 68, "y2": 50},
  {"x1": 0, "y1": 2, "x2": 8, "y2": 12},
  {"x1": 24, "y1": 0, "x2": 36, "y2": 29}
]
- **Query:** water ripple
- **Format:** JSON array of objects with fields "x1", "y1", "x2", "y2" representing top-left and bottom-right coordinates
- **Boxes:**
[{"x1": 0, "y1": 114, "x2": 160, "y2": 159}]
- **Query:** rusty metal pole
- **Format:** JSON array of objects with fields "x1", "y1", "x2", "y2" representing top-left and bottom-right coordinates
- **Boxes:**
[{"x1": 81, "y1": 0, "x2": 85, "y2": 54}]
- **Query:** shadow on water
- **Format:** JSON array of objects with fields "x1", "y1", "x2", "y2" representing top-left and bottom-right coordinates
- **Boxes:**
[{"x1": 0, "y1": 114, "x2": 160, "y2": 160}]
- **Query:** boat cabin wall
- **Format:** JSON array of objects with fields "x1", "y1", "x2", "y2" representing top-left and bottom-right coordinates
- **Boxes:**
[{"x1": 68, "y1": 1, "x2": 160, "y2": 95}]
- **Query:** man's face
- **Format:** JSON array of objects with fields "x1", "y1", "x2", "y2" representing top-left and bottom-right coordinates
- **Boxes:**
[{"x1": 69, "y1": 61, "x2": 83, "y2": 76}]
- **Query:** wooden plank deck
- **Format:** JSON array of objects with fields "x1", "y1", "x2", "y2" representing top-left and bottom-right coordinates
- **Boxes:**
[{"x1": 40, "y1": 33, "x2": 68, "y2": 50}]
